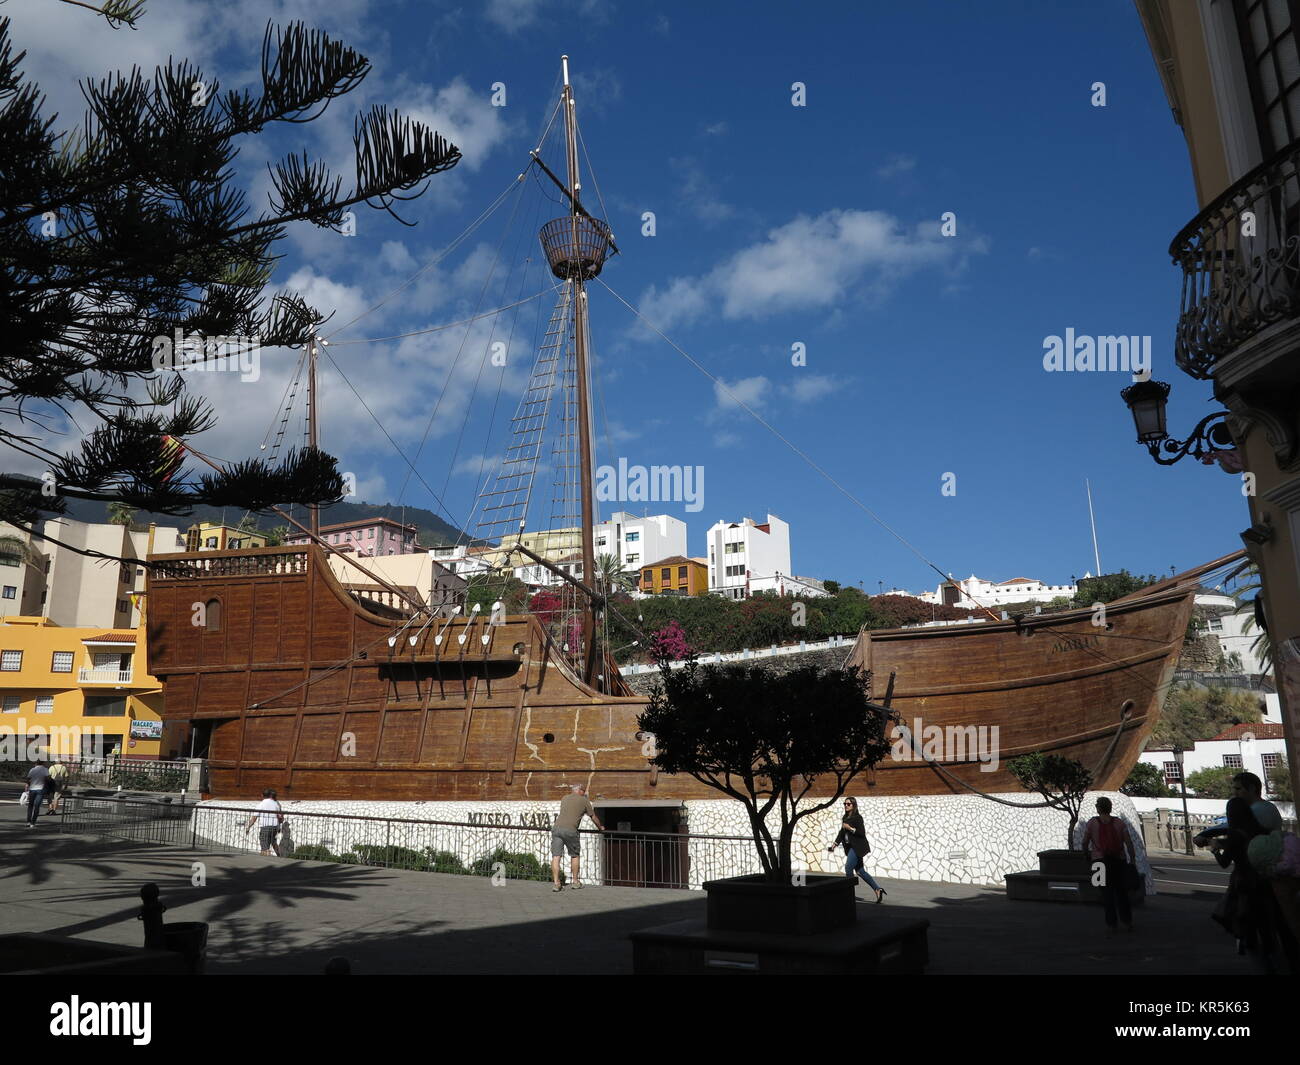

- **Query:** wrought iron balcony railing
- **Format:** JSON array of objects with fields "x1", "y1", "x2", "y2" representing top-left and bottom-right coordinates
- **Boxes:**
[{"x1": 1171, "y1": 140, "x2": 1300, "y2": 379}]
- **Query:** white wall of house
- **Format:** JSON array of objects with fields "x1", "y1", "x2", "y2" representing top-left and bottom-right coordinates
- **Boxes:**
[
  {"x1": 916, "y1": 574, "x2": 1078, "y2": 609},
  {"x1": 1138, "y1": 736, "x2": 1290, "y2": 799},
  {"x1": 593, "y1": 511, "x2": 686, "y2": 573},
  {"x1": 706, "y1": 514, "x2": 792, "y2": 599}
]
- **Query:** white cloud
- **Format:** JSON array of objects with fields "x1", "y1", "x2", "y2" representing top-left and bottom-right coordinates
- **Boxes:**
[
  {"x1": 674, "y1": 157, "x2": 736, "y2": 226},
  {"x1": 713, "y1": 375, "x2": 770, "y2": 414},
  {"x1": 786, "y1": 375, "x2": 839, "y2": 403},
  {"x1": 876, "y1": 153, "x2": 917, "y2": 179},
  {"x1": 636, "y1": 209, "x2": 982, "y2": 333},
  {"x1": 484, "y1": 0, "x2": 546, "y2": 32}
]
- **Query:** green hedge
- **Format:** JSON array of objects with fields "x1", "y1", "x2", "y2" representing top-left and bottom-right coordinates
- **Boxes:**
[{"x1": 470, "y1": 847, "x2": 549, "y2": 881}]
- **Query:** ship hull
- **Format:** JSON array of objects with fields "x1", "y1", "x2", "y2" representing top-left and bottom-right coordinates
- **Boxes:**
[{"x1": 146, "y1": 545, "x2": 1205, "y2": 802}]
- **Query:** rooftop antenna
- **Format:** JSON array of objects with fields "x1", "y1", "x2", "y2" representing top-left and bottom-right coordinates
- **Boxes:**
[{"x1": 1085, "y1": 478, "x2": 1102, "y2": 576}]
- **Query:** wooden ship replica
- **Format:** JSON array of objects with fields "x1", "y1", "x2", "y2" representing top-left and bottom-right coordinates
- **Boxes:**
[{"x1": 146, "y1": 59, "x2": 1238, "y2": 803}]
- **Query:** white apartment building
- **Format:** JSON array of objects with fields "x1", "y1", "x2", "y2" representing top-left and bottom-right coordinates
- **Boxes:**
[
  {"x1": 428, "y1": 544, "x2": 496, "y2": 579},
  {"x1": 325, "y1": 551, "x2": 466, "y2": 611},
  {"x1": 593, "y1": 512, "x2": 686, "y2": 578},
  {"x1": 28, "y1": 518, "x2": 186, "y2": 629},
  {"x1": 0, "y1": 523, "x2": 48, "y2": 618},
  {"x1": 514, "y1": 554, "x2": 584, "y2": 590},
  {"x1": 706, "y1": 514, "x2": 792, "y2": 600}
]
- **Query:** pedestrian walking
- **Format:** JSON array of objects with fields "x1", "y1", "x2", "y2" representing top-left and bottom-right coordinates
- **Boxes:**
[
  {"x1": 23, "y1": 760, "x2": 50, "y2": 827},
  {"x1": 46, "y1": 759, "x2": 68, "y2": 814},
  {"x1": 550, "y1": 784, "x2": 604, "y2": 892},
  {"x1": 244, "y1": 788, "x2": 284, "y2": 855},
  {"x1": 829, "y1": 796, "x2": 885, "y2": 902},
  {"x1": 1082, "y1": 797, "x2": 1137, "y2": 934}
]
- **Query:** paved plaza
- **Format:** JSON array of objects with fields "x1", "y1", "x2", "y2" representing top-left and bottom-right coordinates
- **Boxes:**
[{"x1": 0, "y1": 800, "x2": 1261, "y2": 975}]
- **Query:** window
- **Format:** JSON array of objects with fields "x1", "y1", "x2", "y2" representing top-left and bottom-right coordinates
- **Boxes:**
[
  {"x1": 116, "y1": 600, "x2": 128, "y2": 613},
  {"x1": 204, "y1": 536, "x2": 218, "y2": 548},
  {"x1": 1262, "y1": 752, "x2": 1282, "y2": 793},
  {"x1": 725, "y1": 542, "x2": 743, "y2": 553},
  {"x1": 51, "y1": 652, "x2": 73, "y2": 673},
  {"x1": 0, "y1": 556, "x2": 16, "y2": 567},
  {"x1": 1223, "y1": 753, "x2": 1244, "y2": 769},
  {"x1": 2, "y1": 695, "x2": 19, "y2": 713},
  {"x1": 626, "y1": 532, "x2": 640, "y2": 542},
  {"x1": 368, "y1": 527, "x2": 375, "y2": 538},
  {"x1": 204, "y1": 598, "x2": 222, "y2": 633},
  {"x1": 597, "y1": 538, "x2": 607, "y2": 548},
  {"x1": 1, "y1": 650, "x2": 21, "y2": 671},
  {"x1": 1208, "y1": 617, "x2": 1224, "y2": 632},
  {"x1": 661, "y1": 568, "x2": 671, "y2": 580},
  {"x1": 1235, "y1": 0, "x2": 1300, "y2": 157},
  {"x1": 1, "y1": 586, "x2": 14, "y2": 600},
  {"x1": 229, "y1": 538, "x2": 243, "y2": 550},
  {"x1": 1163, "y1": 761, "x2": 1183, "y2": 785},
  {"x1": 678, "y1": 566, "x2": 688, "y2": 579},
  {"x1": 119, "y1": 564, "x2": 131, "y2": 583},
  {"x1": 35, "y1": 695, "x2": 53, "y2": 714},
  {"x1": 84, "y1": 695, "x2": 126, "y2": 717},
  {"x1": 625, "y1": 554, "x2": 639, "y2": 564}
]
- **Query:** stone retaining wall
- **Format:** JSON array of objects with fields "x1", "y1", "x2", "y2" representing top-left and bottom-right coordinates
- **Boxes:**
[{"x1": 195, "y1": 791, "x2": 1151, "y2": 892}]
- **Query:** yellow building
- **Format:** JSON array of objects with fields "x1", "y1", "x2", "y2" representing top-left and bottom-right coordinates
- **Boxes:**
[
  {"x1": 639, "y1": 556, "x2": 709, "y2": 596},
  {"x1": 183, "y1": 522, "x2": 268, "y2": 552},
  {"x1": 0, "y1": 616, "x2": 168, "y2": 761}
]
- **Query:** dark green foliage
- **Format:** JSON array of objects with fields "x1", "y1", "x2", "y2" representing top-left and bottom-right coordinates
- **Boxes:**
[
  {"x1": 1007, "y1": 753, "x2": 1094, "y2": 850},
  {"x1": 604, "y1": 587, "x2": 975, "y2": 662},
  {"x1": 351, "y1": 844, "x2": 431, "y2": 870},
  {"x1": 425, "y1": 849, "x2": 468, "y2": 874},
  {"x1": 1184, "y1": 766, "x2": 1237, "y2": 800},
  {"x1": 108, "y1": 765, "x2": 187, "y2": 792},
  {"x1": 470, "y1": 847, "x2": 549, "y2": 881},
  {"x1": 1151, "y1": 683, "x2": 1263, "y2": 750},
  {"x1": 1121, "y1": 761, "x2": 1171, "y2": 798},
  {"x1": 0, "y1": 12, "x2": 459, "y2": 535},
  {"x1": 639, "y1": 663, "x2": 891, "y2": 881},
  {"x1": 1074, "y1": 570, "x2": 1162, "y2": 606},
  {"x1": 1268, "y1": 757, "x2": 1294, "y2": 802},
  {"x1": 289, "y1": 844, "x2": 339, "y2": 863}
]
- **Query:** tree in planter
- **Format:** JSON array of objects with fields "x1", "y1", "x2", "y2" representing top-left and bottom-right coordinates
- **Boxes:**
[
  {"x1": 1007, "y1": 753, "x2": 1093, "y2": 851},
  {"x1": 638, "y1": 661, "x2": 892, "y2": 882},
  {"x1": 1120, "y1": 761, "x2": 1171, "y2": 798}
]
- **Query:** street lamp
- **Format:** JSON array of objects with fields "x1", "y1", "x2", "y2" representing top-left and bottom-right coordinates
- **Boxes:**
[
  {"x1": 1171, "y1": 744, "x2": 1193, "y2": 856},
  {"x1": 1119, "y1": 378, "x2": 1235, "y2": 466}
]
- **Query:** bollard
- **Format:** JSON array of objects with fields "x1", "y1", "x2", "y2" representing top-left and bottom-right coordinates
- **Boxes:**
[
  {"x1": 138, "y1": 882, "x2": 209, "y2": 973},
  {"x1": 138, "y1": 883, "x2": 166, "y2": 951}
]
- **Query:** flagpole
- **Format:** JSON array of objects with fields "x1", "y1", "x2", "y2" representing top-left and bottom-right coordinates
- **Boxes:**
[{"x1": 1086, "y1": 478, "x2": 1102, "y2": 575}]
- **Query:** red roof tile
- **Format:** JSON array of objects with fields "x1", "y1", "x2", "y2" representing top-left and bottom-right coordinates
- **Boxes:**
[
  {"x1": 1211, "y1": 722, "x2": 1285, "y2": 741},
  {"x1": 83, "y1": 632, "x2": 137, "y2": 644}
]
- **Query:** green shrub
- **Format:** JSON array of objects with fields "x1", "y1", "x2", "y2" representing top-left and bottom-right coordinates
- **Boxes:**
[
  {"x1": 470, "y1": 847, "x2": 549, "y2": 881},
  {"x1": 351, "y1": 844, "x2": 431, "y2": 870},
  {"x1": 108, "y1": 766, "x2": 187, "y2": 792},
  {"x1": 289, "y1": 844, "x2": 340, "y2": 863},
  {"x1": 425, "y1": 849, "x2": 468, "y2": 875}
]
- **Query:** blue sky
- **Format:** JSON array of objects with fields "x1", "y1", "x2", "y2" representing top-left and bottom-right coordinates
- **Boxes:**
[{"x1": 6, "y1": 0, "x2": 1250, "y2": 594}]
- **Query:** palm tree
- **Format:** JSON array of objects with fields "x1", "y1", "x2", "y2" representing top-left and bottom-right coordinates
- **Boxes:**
[
  {"x1": 106, "y1": 501, "x2": 137, "y2": 528},
  {"x1": 594, "y1": 553, "x2": 632, "y2": 595},
  {"x1": 264, "y1": 525, "x2": 291, "y2": 547},
  {"x1": 0, "y1": 533, "x2": 41, "y2": 568},
  {"x1": 1234, "y1": 564, "x2": 1273, "y2": 674}
]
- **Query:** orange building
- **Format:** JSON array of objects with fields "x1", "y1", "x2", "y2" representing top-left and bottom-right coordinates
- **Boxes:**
[{"x1": 639, "y1": 556, "x2": 708, "y2": 596}]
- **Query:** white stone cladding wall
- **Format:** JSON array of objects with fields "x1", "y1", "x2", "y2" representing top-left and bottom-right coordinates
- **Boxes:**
[{"x1": 195, "y1": 791, "x2": 1152, "y2": 892}]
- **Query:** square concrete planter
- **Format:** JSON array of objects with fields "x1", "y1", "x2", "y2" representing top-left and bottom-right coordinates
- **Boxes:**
[{"x1": 704, "y1": 873, "x2": 856, "y2": 935}]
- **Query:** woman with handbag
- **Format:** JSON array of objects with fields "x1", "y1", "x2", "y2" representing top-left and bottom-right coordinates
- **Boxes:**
[
  {"x1": 1082, "y1": 797, "x2": 1136, "y2": 933},
  {"x1": 828, "y1": 797, "x2": 885, "y2": 903}
]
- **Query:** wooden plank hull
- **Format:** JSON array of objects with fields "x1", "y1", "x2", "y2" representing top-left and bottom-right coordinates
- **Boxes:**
[{"x1": 147, "y1": 545, "x2": 1197, "y2": 802}]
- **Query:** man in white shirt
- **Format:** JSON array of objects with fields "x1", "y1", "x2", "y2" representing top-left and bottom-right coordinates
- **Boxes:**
[{"x1": 243, "y1": 788, "x2": 284, "y2": 855}]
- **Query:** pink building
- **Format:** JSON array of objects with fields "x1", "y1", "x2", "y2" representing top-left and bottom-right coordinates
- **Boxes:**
[{"x1": 286, "y1": 517, "x2": 419, "y2": 557}]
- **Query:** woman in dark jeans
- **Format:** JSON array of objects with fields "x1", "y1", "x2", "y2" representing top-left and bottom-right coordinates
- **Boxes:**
[
  {"x1": 1210, "y1": 797, "x2": 1298, "y2": 973},
  {"x1": 829, "y1": 797, "x2": 886, "y2": 902}
]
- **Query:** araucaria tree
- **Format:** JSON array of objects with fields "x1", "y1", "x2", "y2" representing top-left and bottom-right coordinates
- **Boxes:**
[
  {"x1": 639, "y1": 661, "x2": 893, "y2": 882},
  {"x1": 0, "y1": 9, "x2": 460, "y2": 543},
  {"x1": 1007, "y1": 753, "x2": 1094, "y2": 850}
]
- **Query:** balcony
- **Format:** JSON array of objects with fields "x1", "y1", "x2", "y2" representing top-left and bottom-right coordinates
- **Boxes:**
[
  {"x1": 1171, "y1": 141, "x2": 1300, "y2": 380},
  {"x1": 79, "y1": 667, "x2": 133, "y2": 684}
]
